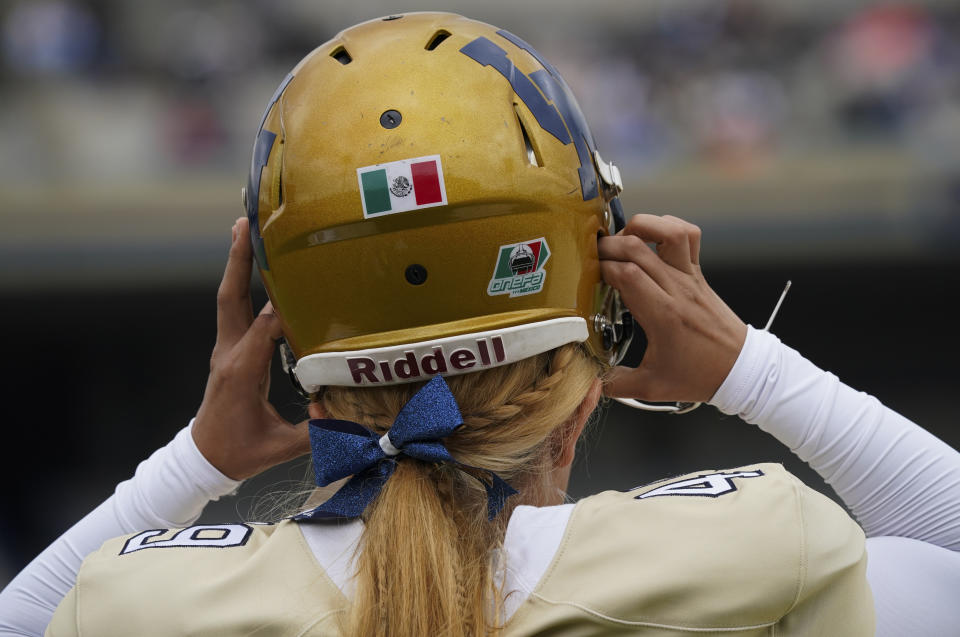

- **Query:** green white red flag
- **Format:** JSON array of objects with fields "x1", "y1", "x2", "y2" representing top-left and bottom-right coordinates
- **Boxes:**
[{"x1": 357, "y1": 155, "x2": 447, "y2": 218}]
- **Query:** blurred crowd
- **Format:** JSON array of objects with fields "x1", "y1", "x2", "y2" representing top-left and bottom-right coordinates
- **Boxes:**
[
  {"x1": 582, "y1": 1, "x2": 960, "y2": 175},
  {"x1": 2, "y1": 0, "x2": 959, "y2": 183}
]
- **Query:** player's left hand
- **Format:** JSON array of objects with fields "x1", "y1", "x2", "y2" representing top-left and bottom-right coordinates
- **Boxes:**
[
  {"x1": 191, "y1": 217, "x2": 311, "y2": 480},
  {"x1": 599, "y1": 214, "x2": 747, "y2": 404}
]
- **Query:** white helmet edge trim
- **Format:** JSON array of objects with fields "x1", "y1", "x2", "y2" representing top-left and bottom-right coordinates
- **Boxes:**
[{"x1": 294, "y1": 317, "x2": 589, "y2": 390}]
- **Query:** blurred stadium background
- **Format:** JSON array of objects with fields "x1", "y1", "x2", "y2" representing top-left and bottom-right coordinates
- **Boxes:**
[{"x1": 2, "y1": 0, "x2": 959, "y2": 587}]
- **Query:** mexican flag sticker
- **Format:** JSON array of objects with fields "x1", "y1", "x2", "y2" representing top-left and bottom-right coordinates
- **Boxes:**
[
  {"x1": 487, "y1": 238, "x2": 550, "y2": 297},
  {"x1": 357, "y1": 155, "x2": 448, "y2": 218}
]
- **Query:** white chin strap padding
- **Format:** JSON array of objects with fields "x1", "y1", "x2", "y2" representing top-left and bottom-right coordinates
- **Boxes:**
[{"x1": 612, "y1": 398, "x2": 701, "y2": 413}]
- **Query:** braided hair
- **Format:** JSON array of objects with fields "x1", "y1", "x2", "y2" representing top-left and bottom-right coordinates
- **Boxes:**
[{"x1": 317, "y1": 343, "x2": 602, "y2": 636}]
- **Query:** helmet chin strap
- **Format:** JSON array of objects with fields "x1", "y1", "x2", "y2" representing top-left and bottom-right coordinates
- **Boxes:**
[{"x1": 612, "y1": 281, "x2": 792, "y2": 415}]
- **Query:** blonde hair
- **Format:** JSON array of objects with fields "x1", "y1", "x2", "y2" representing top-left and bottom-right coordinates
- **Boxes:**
[{"x1": 317, "y1": 343, "x2": 601, "y2": 636}]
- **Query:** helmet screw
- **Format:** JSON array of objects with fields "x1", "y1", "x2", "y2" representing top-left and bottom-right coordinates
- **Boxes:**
[
  {"x1": 405, "y1": 264, "x2": 428, "y2": 285},
  {"x1": 380, "y1": 110, "x2": 402, "y2": 129},
  {"x1": 592, "y1": 313, "x2": 617, "y2": 350}
]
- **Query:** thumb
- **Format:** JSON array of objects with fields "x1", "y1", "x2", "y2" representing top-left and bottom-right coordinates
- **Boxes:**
[
  {"x1": 267, "y1": 417, "x2": 313, "y2": 463},
  {"x1": 603, "y1": 365, "x2": 659, "y2": 400}
]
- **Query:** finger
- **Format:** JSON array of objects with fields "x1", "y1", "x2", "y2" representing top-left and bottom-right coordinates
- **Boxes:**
[
  {"x1": 233, "y1": 302, "x2": 284, "y2": 383},
  {"x1": 260, "y1": 360, "x2": 272, "y2": 401},
  {"x1": 600, "y1": 259, "x2": 669, "y2": 323},
  {"x1": 603, "y1": 365, "x2": 658, "y2": 400},
  {"x1": 217, "y1": 217, "x2": 255, "y2": 349},
  {"x1": 623, "y1": 214, "x2": 693, "y2": 272},
  {"x1": 269, "y1": 417, "x2": 313, "y2": 461},
  {"x1": 599, "y1": 235, "x2": 677, "y2": 293},
  {"x1": 663, "y1": 215, "x2": 702, "y2": 266},
  {"x1": 621, "y1": 214, "x2": 696, "y2": 273},
  {"x1": 248, "y1": 413, "x2": 312, "y2": 476}
]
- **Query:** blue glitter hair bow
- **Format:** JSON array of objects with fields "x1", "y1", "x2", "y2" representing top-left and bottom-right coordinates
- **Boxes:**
[{"x1": 295, "y1": 376, "x2": 517, "y2": 521}]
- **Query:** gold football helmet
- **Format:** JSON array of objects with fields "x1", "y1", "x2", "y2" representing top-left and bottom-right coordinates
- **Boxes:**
[{"x1": 244, "y1": 12, "x2": 631, "y2": 392}]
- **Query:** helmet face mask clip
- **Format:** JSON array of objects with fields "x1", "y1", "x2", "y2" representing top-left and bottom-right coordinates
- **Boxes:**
[
  {"x1": 245, "y1": 12, "x2": 633, "y2": 392},
  {"x1": 279, "y1": 337, "x2": 311, "y2": 399}
]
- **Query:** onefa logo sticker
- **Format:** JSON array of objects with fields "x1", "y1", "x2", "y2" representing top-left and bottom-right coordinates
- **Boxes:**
[
  {"x1": 357, "y1": 155, "x2": 447, "y2": 218},
  {"x1": 488, "y1": 238, "x2": 550, "y2": 297}
]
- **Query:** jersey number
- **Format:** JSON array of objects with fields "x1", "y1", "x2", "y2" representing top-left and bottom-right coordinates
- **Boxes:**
[
  {"x1": 632, "y1": 470, "x2": 764, "y2": 500},
  {"x1": 119, "y1": 524, "x2": 252, "y2": 555}
]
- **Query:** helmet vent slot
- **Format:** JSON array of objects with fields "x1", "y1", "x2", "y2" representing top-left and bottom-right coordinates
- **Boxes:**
[
  {"x1": 331, "y1": 46, "x2": 352, "y2": 65},
  {"x1": 515, "y1": 107, "x2": 543, "y2": 167},
  {"x1": 270, "y1": 139, "x2": 285, "y2": 210},
  {"x1": 425, "y1": 30, "x2": 451, "y2": 51}
]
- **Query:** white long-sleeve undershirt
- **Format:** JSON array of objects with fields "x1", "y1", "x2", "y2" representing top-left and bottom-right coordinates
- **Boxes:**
[
  {"x1": 709, "y1": 326, "x2": 960, "y2": 636},
  {"x1": 0, "y1": 424, "x2": 241, "y2": 636},
  {"x1": 709, "y1": 326, "x2": 960, "y2": 551}
]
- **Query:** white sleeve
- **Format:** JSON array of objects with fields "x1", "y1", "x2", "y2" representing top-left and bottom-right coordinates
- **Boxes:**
[
  {"x1": 709, "y1": 326, "x2": 960, "y2": 634},
  {"x1": 709, "y1": 325, "x2": 960, "y2": 551},
  {"x1": 0, "y1": 421, "x2": 242, "y2": 637},
  {"x1": 865, "y1": 536, "x2": 960, "y2": 637}
]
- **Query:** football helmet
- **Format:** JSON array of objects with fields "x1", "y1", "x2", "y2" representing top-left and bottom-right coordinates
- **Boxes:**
[{"x1": 243, "y1": 12, "x2": 631, "y2": 392}]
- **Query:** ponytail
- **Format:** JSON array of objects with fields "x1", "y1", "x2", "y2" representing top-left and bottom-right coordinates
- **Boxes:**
[{"x1": 319, "y1": 343, "x2": 601, "y2": 636}]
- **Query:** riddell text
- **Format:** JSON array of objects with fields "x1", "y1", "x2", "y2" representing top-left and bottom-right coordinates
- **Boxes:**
[{"x1": 346, "y1": 336, "x2": 506, "y2": 384}]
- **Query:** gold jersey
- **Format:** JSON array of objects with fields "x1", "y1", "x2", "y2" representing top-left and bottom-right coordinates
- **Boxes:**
[{"x1": 47, "y1": 463, "x2": 873, "y2": 636}]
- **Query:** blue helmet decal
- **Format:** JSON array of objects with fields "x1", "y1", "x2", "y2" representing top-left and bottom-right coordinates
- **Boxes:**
[
  {"x1": 246, "y1": 129, "x2": 276, "y2": 270},
  {"x1": 247, "y1": 72, "x2": 294, "y2": 270},
  {"x1": 460, "y1": 32, "x2": 599, "y2": 201}
]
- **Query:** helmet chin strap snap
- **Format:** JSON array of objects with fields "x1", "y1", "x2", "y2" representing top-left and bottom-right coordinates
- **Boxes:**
[
  {"x1": 593, "y1": 151, "x2": 626, "y2": 233},
  {"x1": 613, "y1": 280, "x2": 792, "y2": 415}
]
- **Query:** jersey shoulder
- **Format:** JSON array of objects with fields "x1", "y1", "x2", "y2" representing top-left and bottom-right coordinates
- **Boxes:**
[
  {"x1": 50, "y1": 520, "x2": 345, "y2": 637},
  {"x1": 508, "y1": 463, "x2": 871, "y2": 635}
]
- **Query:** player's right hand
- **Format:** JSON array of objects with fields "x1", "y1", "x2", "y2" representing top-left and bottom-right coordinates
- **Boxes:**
[{"x1": 191, "y1": 217, "x2": 311, "y2": 480}]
